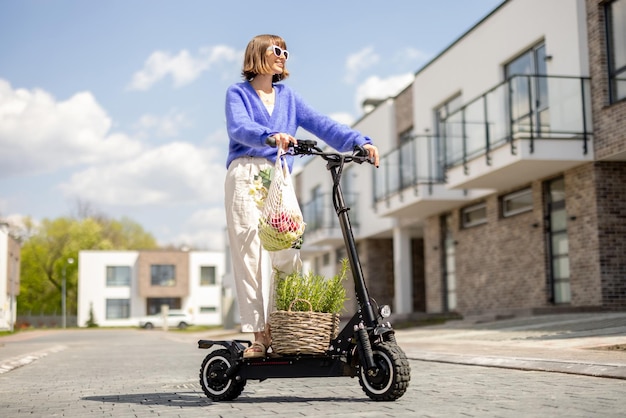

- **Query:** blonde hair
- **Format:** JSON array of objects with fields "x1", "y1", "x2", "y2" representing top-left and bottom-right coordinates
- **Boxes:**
[{"x1": 242, "y1": 34, "x2": 290, "y2": 82}]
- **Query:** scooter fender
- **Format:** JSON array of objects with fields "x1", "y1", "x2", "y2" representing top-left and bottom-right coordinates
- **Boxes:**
[{"x1": 197, "y1": 339, "x2": 251, "y2": 357}]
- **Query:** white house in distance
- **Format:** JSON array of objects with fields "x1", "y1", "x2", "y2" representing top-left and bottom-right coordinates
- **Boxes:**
[
  {"x1": 77, "y1": 249, "x2": 225, "y2": 328},
  {"x1": 0, "y1": 224, "x2": 20, "y2": 331}
]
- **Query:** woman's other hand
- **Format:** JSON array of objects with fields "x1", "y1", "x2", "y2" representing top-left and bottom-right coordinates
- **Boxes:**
[
  {"x1": 363, "y1": 144, "x2": 380, "y2": 167},
  {"x1": 271, "y1": 133, "x2": 297, "y2": 151}
]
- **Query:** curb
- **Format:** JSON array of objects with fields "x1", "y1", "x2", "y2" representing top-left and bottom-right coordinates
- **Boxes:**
[{"x1": 407, "y1": 350, "x2": 626, "y2": 380}]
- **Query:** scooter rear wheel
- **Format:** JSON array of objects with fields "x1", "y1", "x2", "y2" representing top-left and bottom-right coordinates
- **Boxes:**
[
  {"x1": 358, "y1": 342, "x2": 410, "y2": 401},
  {"x1": 199, "y1": 349, "x2": 245, "y2": 401}
]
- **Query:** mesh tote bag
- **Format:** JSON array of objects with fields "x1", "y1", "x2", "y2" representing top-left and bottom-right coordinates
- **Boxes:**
[{"x1": 258, "y1": 148, "x2": 306, "y2": 251}]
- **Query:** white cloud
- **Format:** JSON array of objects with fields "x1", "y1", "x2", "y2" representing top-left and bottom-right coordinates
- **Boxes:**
[
  {"x1": 0, "y1": 79, "x2": 142, "y2": 179},
  {"x1": 133, "y1": 109, "x2": 190, "y2": 139},
  {"x1": 328, "y1": 112, "x2": 355, "y2": 127},
  {"x1": 354, "y1": 73, "x2": 414, "y2": 113},
  {"x1": 128, "y1": 45, "x2": 239, "y2": 91},
  {"x1": 59, "y1": 141, "x2": 226, "y2": 207},
  {"x1": 166, "y1": 207, "x2": 226, "y2": 250},
  {"x1": 395, "y1": 46, "x2": 430, "y2": 67},
  {"x1": 344, "y1": 46, "x2": 380, "y2": 84}
]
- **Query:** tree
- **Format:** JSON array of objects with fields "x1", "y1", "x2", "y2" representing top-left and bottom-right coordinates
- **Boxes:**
[{"x1": 16, "y1": 214, "x2": 158, "y2": 316}]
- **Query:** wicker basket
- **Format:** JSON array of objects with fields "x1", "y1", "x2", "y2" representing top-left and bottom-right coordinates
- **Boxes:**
[{"x1": 269, "y1": 299, "x2": 340, "y2": 355}]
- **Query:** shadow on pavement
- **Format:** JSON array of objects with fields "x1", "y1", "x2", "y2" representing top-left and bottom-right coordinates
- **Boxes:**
[
  {"x1": 82, "y1": 392, "x2": 369, "y2": 406},
  {"x1": 83, "y1": 392, "x2": 212, "y2": 407}
]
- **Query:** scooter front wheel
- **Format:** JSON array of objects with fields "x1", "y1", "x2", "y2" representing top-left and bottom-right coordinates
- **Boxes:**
[
  {"x1": 358, "y1": 342, "x2": 410, "y2": 401},
  {"x1": 199, "y1": 349, "x2": 245, "y2": 401}
]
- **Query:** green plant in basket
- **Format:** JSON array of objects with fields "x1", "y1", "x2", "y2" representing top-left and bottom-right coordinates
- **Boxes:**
[{"x1": 274, "y1": 258, "x2": 349, "y2": 314}]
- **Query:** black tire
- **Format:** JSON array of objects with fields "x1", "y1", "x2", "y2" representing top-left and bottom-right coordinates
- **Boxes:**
[
  {"x1": 144, "y1": 322, "x2": 154, "y2": 329},
  {"x1": 358, "y1": 342, "x2": 410, "y2": 401},
  {"x1": 177, "y1": 322, "x2": 188, "y2": 330},
  {"x1": 199, "y1": 349, "x2": 245, "y2": 401}
]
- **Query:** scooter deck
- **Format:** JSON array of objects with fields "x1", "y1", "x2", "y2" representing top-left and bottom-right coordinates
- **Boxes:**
[{"x1": 198, "y1": 339, "x2": 356, "y2": 380}]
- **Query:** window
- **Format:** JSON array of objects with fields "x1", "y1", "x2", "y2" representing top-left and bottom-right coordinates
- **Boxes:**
[
  {"x1": 606, "y1": 0, "x2": 626, "y2": 102},
  {"x1": 106, "y1": 299, "x2": 130, "y2": 319},
  {"x1": 505, "y1": 43, "x2": 549, "y2": 136},
  {"x1": 437, "y1": 94, "x2": 464, "y2": 169},
  {"x1": 199, "y1": 306, "x2": 217, "y2": 313},
  {"x1": 461, "y1": 203, "x2": 487, "y2": 228},
  {"x1": 150, "y1": 264, "x2": 176, "y2": 286},
  {"x1": 146, "y1": 298, "x2": 181, "y2": 315},
  {"x1": 311, "y1": 185, "x2": 324, "y2": 230},
  {"x1": 200, "y1": 266, "x2": 216, "y2": 286},
  {"x1": 502, "y1": 188, "x2": 533, "y2": 217},
  {"x1": 335, "y1": 247, "x2": 347, "y2": 262},
  {"x1": 397, "y1": 127, "x2": 417, "y2": 191},
  {"x1": 106, "y1": 266, "x2": 131, "y2": 287}
]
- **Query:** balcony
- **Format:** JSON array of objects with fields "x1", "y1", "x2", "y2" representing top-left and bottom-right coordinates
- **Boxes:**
[
  {"x1": 373, "y1": 135, "x2": 482, "y2": 220},
  {"x1": 444, "y1": 74, "x2": 593, "y2": 191},
  {"x1": 301, "y1": 192, "x2": 359, "y2": 247},
  {"x1": 374, "y1": 74, "x2": 594, "y2": 220}
]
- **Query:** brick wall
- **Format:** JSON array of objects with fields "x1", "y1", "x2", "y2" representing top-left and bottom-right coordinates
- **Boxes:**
[
  {"x1": 424, "y1": 215, "x2": 444, "y2": 313},
  {"x1": 586, "y1": 0, "x2": 626, "y2": 160},
  {"x1": 586, "y1": 0, "x2": 626, "y2": 308},
  {"x1": 453, "y1": 187, "x2": 546, "y2": 317},
  {"x1": 137, "y1": 251, "x2": 189, "y2": 297},
  {"x1": 359, "y1": 238, "x2": 394, "y2": 307},
  {"x1": 594, "y1": 162, "x2": 626, "y2": 308},
  {"x1": 565, "y1": 164, "x2": 603, "y2": 306}
]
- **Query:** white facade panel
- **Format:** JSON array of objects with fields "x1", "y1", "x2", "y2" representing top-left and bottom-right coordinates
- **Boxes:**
[
  {"x1": 0, "y1": 230, "x2": 9, "y2": 330},
  {"x1": 189, "y1": 251, "x2": 224, "y2": 326},
  {"x1": 412, "y1": 0, "x2": 589, "y2": 135},
  {"x1": 78, "y1": 251, "x2": 139, "y2": 328}
]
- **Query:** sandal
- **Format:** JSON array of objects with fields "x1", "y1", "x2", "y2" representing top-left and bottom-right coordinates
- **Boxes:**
[{"x1": 243, "y1": 341, "x2": 266, "y2": 358}]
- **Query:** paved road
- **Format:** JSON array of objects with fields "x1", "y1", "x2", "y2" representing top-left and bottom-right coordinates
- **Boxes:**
[{"x1": 1, "y1": 318, "x2": 625, "y2": 417}]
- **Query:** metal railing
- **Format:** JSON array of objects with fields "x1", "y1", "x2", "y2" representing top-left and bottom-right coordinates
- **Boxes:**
[
  {"x1": 443, "y1": 74, "x2": 592, "y2": 169},
  {"x1": 374, "y1": 134, "x2": 443, "y2": 203},
  {"x1": 374, "y1": 74, "x2": 592, "y2": 203},
  {"x1": 301, "y1": 192, "x2": 359, "y2": 234}
]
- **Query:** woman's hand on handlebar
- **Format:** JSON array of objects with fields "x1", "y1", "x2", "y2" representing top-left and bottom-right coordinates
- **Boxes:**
[
  {"x1": 269, "y1": 133, "x2": 297, "y2": 151},
  {"x1": 363, "y1": 144, "x2": 380, "y2": 167}
]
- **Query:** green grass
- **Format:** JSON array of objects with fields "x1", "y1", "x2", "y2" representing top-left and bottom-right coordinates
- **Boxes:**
[{"x1": 274, "y1": 259, "x2": 349, "y2": 314}]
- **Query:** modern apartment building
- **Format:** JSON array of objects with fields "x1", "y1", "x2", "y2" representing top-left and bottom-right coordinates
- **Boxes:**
[
  {"x1": 0, "y1": 224, "x2": 20, "y2": 331},
  {"x1": 295, "y1": 0, "x2": 626, "y2": 320},
  {"x1": 77, "y1": 250, "x2": 225, "y2": 327}
]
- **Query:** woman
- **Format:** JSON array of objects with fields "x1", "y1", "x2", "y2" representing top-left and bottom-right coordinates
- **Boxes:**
[{"x1": 224, "y1": 34, "x2": 379, "y2": 358}]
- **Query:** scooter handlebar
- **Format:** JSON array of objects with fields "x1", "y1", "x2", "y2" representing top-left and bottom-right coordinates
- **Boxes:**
[{"x1": 266, "y1": 136, "x2": 374, "y2": 165}]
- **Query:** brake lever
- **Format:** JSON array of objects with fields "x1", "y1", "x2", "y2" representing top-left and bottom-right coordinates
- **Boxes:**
[{"x1": 352, "y1": 145, "x2": 373, "y2": 165}]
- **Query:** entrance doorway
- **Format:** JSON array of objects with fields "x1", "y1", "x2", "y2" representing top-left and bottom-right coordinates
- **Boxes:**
[
  {"x1": 545, "y1": 177, "x2": 571, "y2": 303},
  {"x1": 441, "y1": 214, "x2": 457, "y2": 311}
]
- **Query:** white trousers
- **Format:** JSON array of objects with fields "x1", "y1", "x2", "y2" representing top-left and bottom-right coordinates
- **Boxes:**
[{"x1": 224, "y1": 157, "x2": 302, "y2": 333}]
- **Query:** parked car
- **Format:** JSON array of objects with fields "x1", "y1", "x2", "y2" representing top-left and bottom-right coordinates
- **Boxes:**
[{"x1": 138, "y1": 310, "x2": 193, "y2": 329}]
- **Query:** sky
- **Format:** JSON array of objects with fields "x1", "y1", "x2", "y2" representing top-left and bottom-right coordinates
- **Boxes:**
[{"x1": 0, "y1": 0, "x2": 504, "y2": 250}]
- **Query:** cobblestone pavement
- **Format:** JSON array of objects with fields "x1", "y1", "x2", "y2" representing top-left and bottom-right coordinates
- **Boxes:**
[{"x1": 0, "y1": 312, "x2": 625, "y2": 417}]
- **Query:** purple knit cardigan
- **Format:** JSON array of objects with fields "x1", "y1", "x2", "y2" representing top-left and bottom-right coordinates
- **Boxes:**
[{"x1": 225, "y1": 81, "x2": 372, "y2": 170}]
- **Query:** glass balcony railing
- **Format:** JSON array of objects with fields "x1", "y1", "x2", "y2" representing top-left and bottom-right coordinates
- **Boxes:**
[
  {"x1": 374, "y1": 135, "x2": 443, "y2": 203},
  {"x1": 301, "y1": 192, "x2": 359, "y2": 234},
  {"x1": 374, "y1": 74, "x2": 592, "y2": 203},
  {"x1": 443, "y1": 74, "x2": 592, "y2": 169}
]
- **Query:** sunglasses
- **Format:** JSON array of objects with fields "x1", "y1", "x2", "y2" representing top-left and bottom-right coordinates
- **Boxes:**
[{"x1": 267, "y1": 45, "x2": 289, "y2": 60}]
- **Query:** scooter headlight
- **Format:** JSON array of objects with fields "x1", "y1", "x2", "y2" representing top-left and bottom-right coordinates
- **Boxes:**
[{"x1": 379, "y1": 305, "x2": 391, "y2": 318}]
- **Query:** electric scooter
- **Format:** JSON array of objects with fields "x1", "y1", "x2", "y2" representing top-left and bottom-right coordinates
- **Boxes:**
[{"x1": 198, "y1": 139, "x2": 411, "y2": 401}]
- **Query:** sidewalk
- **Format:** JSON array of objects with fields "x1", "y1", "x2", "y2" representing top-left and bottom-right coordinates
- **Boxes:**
[{"x1": 394, "y1": 311, "x2": 626, "y2": 380}]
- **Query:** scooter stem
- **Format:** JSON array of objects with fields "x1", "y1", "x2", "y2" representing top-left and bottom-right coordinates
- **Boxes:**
[{"x1": 328, "y1": 162, "x2": 378, "y2": 326}]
